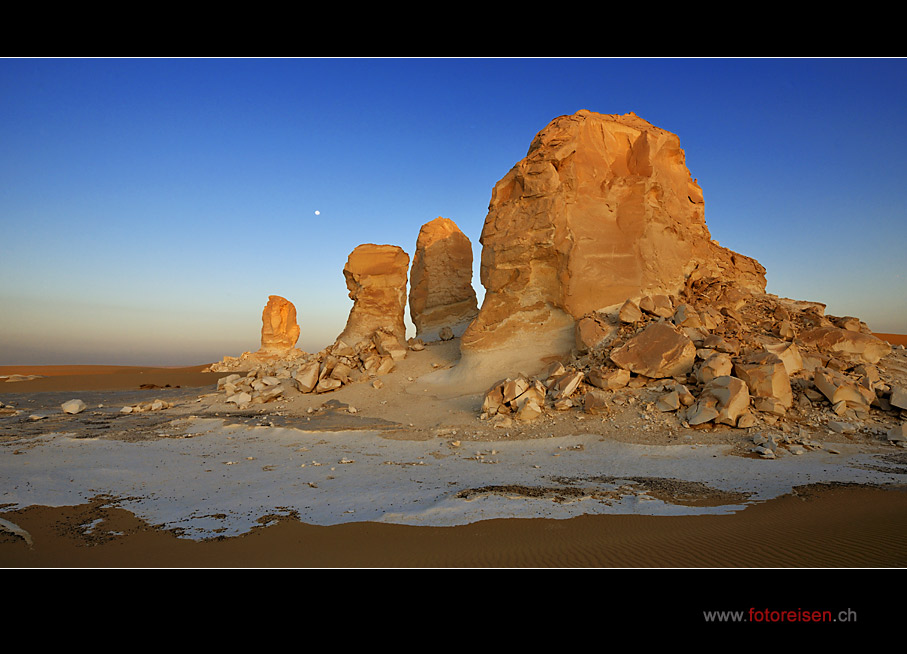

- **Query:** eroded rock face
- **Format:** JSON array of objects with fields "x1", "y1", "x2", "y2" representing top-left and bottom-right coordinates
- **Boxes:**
[
  {"x1": 337, "y1": 244, "x2": 410, "y2": 348},
  {"x1": 455, "y1": 110, "x2": 766, "y2": 387},
  {"x1": 409, "y1": 217, "x2": 479, "y2": 341},
  {"x1": 258, "y1": 295, "x2": 301, "y2": 356}
]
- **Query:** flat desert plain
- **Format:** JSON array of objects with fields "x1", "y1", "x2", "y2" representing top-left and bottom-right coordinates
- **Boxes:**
[{"x1": 1, "y1": 336, "x2": 906, "y2": 570}]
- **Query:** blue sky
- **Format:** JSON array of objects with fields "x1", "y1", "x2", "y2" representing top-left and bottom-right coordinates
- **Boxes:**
[{"x1": 1, "y1": 57, "x2": 904, "y2": 366}]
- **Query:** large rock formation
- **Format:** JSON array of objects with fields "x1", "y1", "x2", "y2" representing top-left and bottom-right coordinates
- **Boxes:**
[
  {"x1": 258, "y1": 295, "x2": 301, "y2": 356},
  {"x1": 337, "y1": 244, "x2": 410, "y2": 347},
  {"x1": 409, "y1": 217, "x2": 479, "y2": 341},
  {"x1": 438, "y1": 110, "x2": 766, "y2": 391}
]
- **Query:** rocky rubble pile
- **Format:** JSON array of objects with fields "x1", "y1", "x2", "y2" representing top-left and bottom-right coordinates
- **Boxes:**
[
  {"x1": 120, "y1": 399, "x2": 174, "y2": 413},
  {"x1": 209, "y1": 329, "x2": 415, "y2": 409},
  {"x1": 477, "y1": 276, "x2": 907, "y2": 448}
]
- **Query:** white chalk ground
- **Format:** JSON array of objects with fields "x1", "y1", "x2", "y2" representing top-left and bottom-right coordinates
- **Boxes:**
[{"x1": 1, "y1": 417, "x2": 904, "y2": 540}]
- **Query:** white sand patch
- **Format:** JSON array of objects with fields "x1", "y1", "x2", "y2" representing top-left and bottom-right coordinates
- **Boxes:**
[{"x1": 1, "y1": 418, "x2": 902, "y2": 540}]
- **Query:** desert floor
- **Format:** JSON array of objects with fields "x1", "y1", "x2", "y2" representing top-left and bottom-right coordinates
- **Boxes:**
[{"x1": 2, "y1": 339, "x2": 906, "y2": 573}]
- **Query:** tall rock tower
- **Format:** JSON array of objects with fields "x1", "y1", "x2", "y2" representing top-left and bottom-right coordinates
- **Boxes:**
[
  {"x1": 443, "y1": 110, "x2": 766, "y2": 390},
  {"x1": 409, "y1": 217, "x2": 479, "y2": 341}
]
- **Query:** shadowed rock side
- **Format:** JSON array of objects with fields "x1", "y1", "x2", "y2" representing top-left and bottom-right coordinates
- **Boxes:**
[
  {"x1": 409, "y1": 217, "x2": 479, "y2": 342},
  {"x1": 434, "y1": 110, "x2": 766, "y2": 393},
  {"x1": 258, "y1": 295, "x2": 301, "y2": 356},
  {"x1": 337, "y1": 244, "x2": 410, "y2": 348}
]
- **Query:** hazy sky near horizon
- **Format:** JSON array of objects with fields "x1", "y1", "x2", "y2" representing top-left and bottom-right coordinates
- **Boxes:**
[{"x1": 1, "y1": 57, "x2": 905, "y2": 366}]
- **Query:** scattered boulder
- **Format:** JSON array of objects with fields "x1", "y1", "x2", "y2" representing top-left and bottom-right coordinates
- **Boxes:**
[
  {"x1": 813, "y1": 367, "x2": 875, "y2": 410},
  {"x1": 674, "y1": 383, "x2": 696, "y2": 407},
  {"x1": 583, "y1": 389, "x2": 610, "y2": 414},
  {"x1": 686, "y1": 376, "x2": 751, "y2": 427},
  {"x1": 575, "y1": 314, "x2": 618, "y2": 352},
  {"x1": 655, "y1": 390, "x2": 680, "y2": 412},
  {"x1": 701, "y1": 334, "x2": 739, "y2": 355},
  {"x1": 372, "y1": 329, "x2": 408, "y2": 362},
  {"x1": 639, "y1": 295, "x2": 674, "y2": 318},
  {"x1": 696, "y1": 352, "x2": 733, "y2": 384},
  {"x1": 888, "y1": 423, "x2": 907, "y2": 443},
  {"x1": 684, "y1": 402, "x2": 719, "y2": 426},
  {"x1": 516, "y1": 399, "x2": 543, "y2": 421},
  {"x1": 316, "y1": 378, "x2": 342, "y2": 394},
  {"x1": 120, "y1": 399, "x2": 173, "y2": 413},
  {"x1": 502, "y1": 377, "x2": 531, "y2": 404},
  {"x1": 618, "y1": 299, "x2": 643, "y2": 323},
  {"x1": 610, "y1": 322, "x2": 696, "y2": 379},
  {"x1": 292, "y1": 362, "x2": 320, "y2": 393},
  {"x1": 226, "y1": 391, "x2": 252, "y2": 406},
  {"x1": 734, "y1": 352, "x2": 793, "y2": 409},
  {"x1": 672, "y1": 303, "x2": 702, "y2": 328},
  {"x1": 776, "y1": 320, "x2": 797, "y2": 340},
  {"x1": 586, "y1": 367, "x2": 631, "y2": 390},
  {"x1": 889, "y1": 385, "x2": 907, "y2": 411},
  {"x1": 481, "y1": 376, "x2": 546, "y2": 422},
  {"x1": 550, "y1": 370, "x2": 585, "y2": 400},
  {"x1": 827, "y1": 420, "x2": 857, "y2": 434},
  {"x1": 61, "y1": 399, "x2": 86, "y2": 414},
  {"x1": 762, "y1": 341, "x2": 803, "y2": 375},
  {"x1": 799, "y1": 326, "x2": 891, "y2": 365}
]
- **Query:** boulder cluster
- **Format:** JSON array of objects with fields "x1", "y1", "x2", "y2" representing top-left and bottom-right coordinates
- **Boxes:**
[
  {"x1": 209, "y1": 329, "x2": 417, "y2": 409},
  {"x1": 120, "y1": 399, "x2": 174, "y2": 413},
  {"x1": 479, "y1": 276, "x2": 906, "y2": 446}
]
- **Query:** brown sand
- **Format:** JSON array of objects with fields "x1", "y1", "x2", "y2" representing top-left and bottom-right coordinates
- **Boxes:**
[
  {"x1": 1, "y1": 484, "x2": 905, "y2": 568},
  {"x1": 0, "y1": 364, "x2": 218, "y2": 393},
  {"x1": 877, "y1": 333, "x2": 907, "y2": 347}
]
